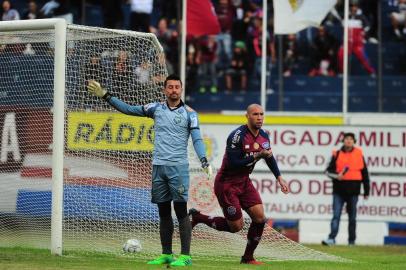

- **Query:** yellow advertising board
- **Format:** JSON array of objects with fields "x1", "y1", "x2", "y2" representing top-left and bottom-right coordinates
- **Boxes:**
[{"x1": 67, "y1": 112, "x2": 155, "y2": 151}]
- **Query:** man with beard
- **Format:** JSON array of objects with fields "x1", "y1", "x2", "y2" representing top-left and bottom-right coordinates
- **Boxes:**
[{"x1": 87, "y1": 74, "x2": 212, "y2": 266}]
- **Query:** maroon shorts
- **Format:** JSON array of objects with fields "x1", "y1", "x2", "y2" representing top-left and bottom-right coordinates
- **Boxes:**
[{"x1": 214, "y1": 175, "x2": 262, "y2": 221}]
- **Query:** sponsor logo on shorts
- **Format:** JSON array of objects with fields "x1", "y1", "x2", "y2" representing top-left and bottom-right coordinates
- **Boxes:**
[
  {"x1": 177, "y1": 184, "x2": 185, "y2": 195},
  {"x1": 227, "y1": 206, "x2": 237, "y2": 216}
]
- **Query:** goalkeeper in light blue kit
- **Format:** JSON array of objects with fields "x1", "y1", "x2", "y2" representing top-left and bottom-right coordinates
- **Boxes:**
[{"x1": 87, "y1": 74, "x2": 212, "y2": 267}]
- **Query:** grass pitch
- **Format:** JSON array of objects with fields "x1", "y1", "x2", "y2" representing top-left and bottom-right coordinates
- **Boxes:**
[{"x1": 0, "y1": 245, "x2": 405, "y2": 270}]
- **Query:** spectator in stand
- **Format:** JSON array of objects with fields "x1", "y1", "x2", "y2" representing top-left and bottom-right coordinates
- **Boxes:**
[
  {"x1": 390, "y1": 0, "x2": 406, "y2": 39},
  {"x1": 2, "y1": 0, "x2": 20, "y2": 21},
  {"x1": 157, "y1": 0, "x2": 177, "y2": 23},
  {"x1": 231, "y1": 0, "x2": 250, "y2": 42},
  {"x1": 1, "y1": 0, "x2": 21, "y2": 54},
  {"x1": 41, "y1": 0, "x2": 72, "y2": 23},
  {"x1": 20, "y1": 0, "x2": 43, "y2": 55},
  {"x1": 186, "y1": 37, "x2": 199, "y2": 92},
  {"x1": 282, "y1": 34, "x2": 298, "y2": 77},
  {"x1": 337, "y1": 3, "x2": 376, "y2": 76},
  {"x1": 153, "y1": 17, "x2": 178, "y2": 74},
  {"x1": 248, "y1": 13, "x2": 276, "y2": 83},
  {"x1": 196, "y1": 35, "x2": 218, "y2": 94},
  {"x1": 112, "y1": 51, "x2": 133, "y2": 93},
  {"x1": 82, "y1": 54, "x2": 103, "y2": 104},
  {"x1": 215, "y1": 0, "x2": 234, "y2": 64},
  {"x1": 324, "y1": 0, "x2": 344, "y2": 26},
  {"x1": 360, "y1": 0, "x2": 378, "y2": 43},
  {"x1": 130, "y1": 0, "x2": 153, "y2": 33},
  {"x1": 308, "y1": 26, "x2": 338, "y2": 77},
  {"x1": 249, "y1": 15, "x2": 261, "y2": 78},
  {"x1": 101, "y1": 0, "x2": 123, "y2": 29},
  {"x1": 22, "y1": 0, "x2": 42, "y2": 20},
  {"x1": 135, "y1": 61, "x2": 151, "y2": 85},
  {"x1": 225, "y1": 41, "x2": 248, "y2": 93},
  {"x1": 85, "y1": 55, "x2": 103, "y2": 84}
]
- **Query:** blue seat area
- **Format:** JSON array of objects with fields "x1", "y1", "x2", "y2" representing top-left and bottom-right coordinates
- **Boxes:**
[
  {"x1": 273, "y1": 220, "x2": 298, "y2": 229},
  {"x1": 384, "y1": 236, "x2": 406, "y2": 245},
  {"x1": 382, "y1": 76, "x2": 406, "y2": 112},
  {"x1": 389, "y1": 222, "x2": 406, "y2": 230},
  {"x1": 187, "y1": 92, "x2": 260, "y2": 111},
  {"x1": 16, "y1": 186, "x2": 158, "y2": 221},
  {"x1": 0, "y1": 42, "x2": 404, "y2": 113},
  {"x1": 16, "y1": 190, "x2": 52, "y2": 217},
  {"x1": 85, "y1": 4, "x2": 103, "y2": 27},
  {"x1": 0, "y1": 54, "x2": 54, "y2": 107},
  {"x1": 188, "y1": 75, "x2": 406, "y2": 112}
]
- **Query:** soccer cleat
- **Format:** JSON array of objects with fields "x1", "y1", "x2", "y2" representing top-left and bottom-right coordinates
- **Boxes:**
[
  {"x1": 188, "y1": 208, "x2": 200, "y2": 228},
  {"x1": 146, "y1": 254, "x2": 175, "y2": 265},
  {"x1": 170, "y1": 254, "x2": 192, "y2": 267},
  {"x1": 321, "y1": 238, "x2": 335, "y2": 246},
  {"x1": 240, "y1": 258, "x2": 264, "y2": 265}
]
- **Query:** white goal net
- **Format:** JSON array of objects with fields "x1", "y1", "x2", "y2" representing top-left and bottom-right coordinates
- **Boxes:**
[{"x1": 0, "y1": 20, "x2": 344, "y2": 262}]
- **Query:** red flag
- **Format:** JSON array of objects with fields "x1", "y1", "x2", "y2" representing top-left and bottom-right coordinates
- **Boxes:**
[{"x1": 187, "y1": 0, "x2": 220, "y2": 36}]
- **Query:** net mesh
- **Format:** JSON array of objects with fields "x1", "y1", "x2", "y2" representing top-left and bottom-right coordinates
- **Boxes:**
[{"x1": 0, "y1": 23, "x2": 344, "y2": 262}]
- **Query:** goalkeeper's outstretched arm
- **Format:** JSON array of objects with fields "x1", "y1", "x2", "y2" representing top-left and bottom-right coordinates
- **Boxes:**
[{"x1": 87, "y1": 80, "x2": 151, "y2": 117}]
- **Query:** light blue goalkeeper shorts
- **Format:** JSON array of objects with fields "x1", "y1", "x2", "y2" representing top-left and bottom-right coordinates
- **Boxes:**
[{"x1": 151, "y1": 164, "x2": 190, "y2": 204}]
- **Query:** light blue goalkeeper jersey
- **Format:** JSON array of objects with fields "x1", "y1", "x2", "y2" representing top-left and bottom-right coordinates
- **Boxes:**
[{"x1": 107, "y1": 97, "x2": 206, "y2": 166}]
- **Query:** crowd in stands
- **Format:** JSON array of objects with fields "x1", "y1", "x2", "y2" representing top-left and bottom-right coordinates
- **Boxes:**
[{"x1": 1, "y1": 0, "x2": 406, "y2": 94}]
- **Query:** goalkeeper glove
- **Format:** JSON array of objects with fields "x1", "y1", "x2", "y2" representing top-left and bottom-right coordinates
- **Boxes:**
[
  {"x1": 200, "y1": 157, "x2": 213, "y2": 180},
  {"x1": 87, "y1": 80, "x2": 107, "y2": 98}
]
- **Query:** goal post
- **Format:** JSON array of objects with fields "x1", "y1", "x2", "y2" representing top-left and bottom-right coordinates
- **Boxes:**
[
  {"x1": 0, "y1": 18, "x2": 67, "y2": 256},
  {"x1": 0, "y1": 18, "x2": 167, "y2": 256}
]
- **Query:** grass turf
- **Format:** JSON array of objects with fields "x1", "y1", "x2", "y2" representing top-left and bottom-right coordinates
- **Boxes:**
[{"x1": 0, "y1": 245, "x2": 406, "y2": 270}]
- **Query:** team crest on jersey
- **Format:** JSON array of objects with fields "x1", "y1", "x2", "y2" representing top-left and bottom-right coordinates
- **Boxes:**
[
  {"x1": 262, "y1": 142, "x2": 270, "y2": 149},
  {"x1": 178, "y1": 108, "x2": 184, "y2": 114},
  {"x1": 253, "y1": 142, "x2": 259, "y2": 150},
  {"x1": 174, "y1": 115, "x2": 182, "y2": 124},
  {"x1": 227, "y1": 206, "x2": 237, "y2": 216}
]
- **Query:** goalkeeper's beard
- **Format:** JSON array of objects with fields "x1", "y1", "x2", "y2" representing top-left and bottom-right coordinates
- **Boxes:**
[{"x1": 168, "y1": 94, "x2": 180, "y2": 102}]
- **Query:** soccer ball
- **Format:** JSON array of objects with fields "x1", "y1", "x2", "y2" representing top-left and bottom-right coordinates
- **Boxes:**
[{"x1": 123, "y1": 239, "x2": 142, "y2": 253}]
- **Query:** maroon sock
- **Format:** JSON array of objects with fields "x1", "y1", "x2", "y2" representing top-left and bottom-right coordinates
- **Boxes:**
[
  {"x1": 242, "y1": 222, "x2": 265, "y2": 261},
  {"x1": 195, "y1": 213, "x2": 231, "y2": 232}
]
